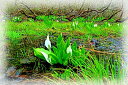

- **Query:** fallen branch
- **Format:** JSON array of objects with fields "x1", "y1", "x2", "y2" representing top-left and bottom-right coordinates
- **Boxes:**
[
  {"x1": 20, "y1": 10, "x2": 36, "y2": 19},
  {"x1": 84, "y1": 47, "x2": 128, "y2": 56},
  {"x1": 21, "y1": 2, "x2": 37, "y2": 17},
  {"x1": 101, "y1": 9, "x2": 122, "y2": 21},
  {"x1": 85, "y1": 48, "x2": 119, "y2": 55}
]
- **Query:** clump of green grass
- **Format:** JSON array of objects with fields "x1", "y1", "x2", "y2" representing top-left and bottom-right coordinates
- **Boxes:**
[{"x1": 51, "y1": 54, "x2": 123, "y2": 82}]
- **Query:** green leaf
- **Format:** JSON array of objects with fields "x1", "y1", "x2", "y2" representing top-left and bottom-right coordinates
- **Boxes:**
[
  {"x1": 33, "y1": 48, "x2": 46, "y2": 60},
  {"x1": 72, "y1": 42, "x2": 77, "y2": 51},
  {"x1": 62, "y1": 53, "x2": 70, "y2": 66},
  {"x1": 65, "y1": 38, "x2": 70, "y2": 48},
  {"x1": 52, "y1": 46, "x2": 63, "y2": 64},
  {"x1": 33, "y1": 48, "x2": 56, "y2": 64}
]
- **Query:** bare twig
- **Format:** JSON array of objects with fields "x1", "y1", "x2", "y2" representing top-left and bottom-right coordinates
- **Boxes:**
[
  {"x1": 85, "y1": 47, "x2": 123, "y2": 55},
  {"x1": 115, "y1": 0, "x2": 124, "y2": 22},
  {"x1": 20, "y1": 2, "x2": 37, "y2": 16},
  {"x1": 101, "y1": 9, "x2": 122, "y2": 21},
  {"x1": 20, "y1": 10, "x2": 36, "y2": 19}
]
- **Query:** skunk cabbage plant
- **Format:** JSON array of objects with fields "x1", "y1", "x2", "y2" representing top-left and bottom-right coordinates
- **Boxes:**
[{"x1": 33, "y1": 34, "x2": 72, "y2": 66}]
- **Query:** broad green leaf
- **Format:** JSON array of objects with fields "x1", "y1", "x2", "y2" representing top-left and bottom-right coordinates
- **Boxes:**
[
  {"x1": 41, "y1": 51, "x2": 51, "y2": 64},
  {"x1": 33, "y1": 48, "x2": 56, "y2": 64},
  {"x1": 33, "y1": 48, "x2": 46, "y2": 60}
]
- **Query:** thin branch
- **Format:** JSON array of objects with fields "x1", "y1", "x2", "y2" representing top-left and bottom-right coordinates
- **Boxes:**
[
  {"x1": 101, "y1": 9, "x2": 122, "y2": 21},
  {"x1": 115, "y1": 0, "x2": 124, "y2": 22},
  {"x1": 20, "y1": 2, "x2": 37, "y2": 16},
  {"x1": 85, "y1": 48, "x2": 122, "y2": 55}
]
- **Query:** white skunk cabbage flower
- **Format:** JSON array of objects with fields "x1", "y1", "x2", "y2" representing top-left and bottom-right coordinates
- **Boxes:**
[
  {"x1": 66, "y1": 44, "x2": 72, "y2": 56},
  {"x1": 45, "y1": 35, "x2": 51, "y2": 49},
  {"x1": 94, "y1": 24, "x2": 98, "y2": 27},
  {"x1": 75, "y1": 21, "x2": 78, "y2": 25},
  {"x1": 73, "y1": 21, "x2": 78, "y2": 26},
  {"x1": 41, "y1": 52, "x2": 51, "y2": 64},
  {"x1": 108, "y1": 23, "x2": 111, "y2": 26}
]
